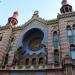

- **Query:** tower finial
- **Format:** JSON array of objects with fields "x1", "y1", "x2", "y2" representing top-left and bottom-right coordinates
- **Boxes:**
[
  {"x1": 62, "y1": 0, "x2": 68, "y2": 5},
  {"x1": 12, "y1": 11, "x2": 19, "y2": 19},
  {"x1": 32, "y1": 10, "x2": 39, "y2": 18}
]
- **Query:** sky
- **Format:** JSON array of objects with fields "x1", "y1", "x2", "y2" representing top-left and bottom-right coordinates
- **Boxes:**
[{"x1": 0, "y1": 0, "x2": 75, "y2": 26}]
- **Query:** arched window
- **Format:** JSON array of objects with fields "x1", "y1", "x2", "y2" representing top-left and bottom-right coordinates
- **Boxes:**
[
  {"x1": 54, "y1": 49, "x2": 59, "y2": 64},
  {"x1": 65, "y1": 6, "x2": 69, "y2": 12},
  {"x1": 39, "y1": 57, "x2": 44, "y2": 65},
  {"x1": 70, "y1": 44, "x2": 75, "y2": 59},
  {"x1": 32, "y1": 58, "x2": 36, "y2": 65},
  {"x1": 66, "y1": 26, "x2": 74, "y2": 43},
  {"x1": 25, "y1": 58, "x2": 30, "y2": 65},
  {"x1": 53, "y1": 31, "x2": 59, "y2": 49},
  {"x1": 73, "y1": 24, "x2": 75, "y2": 35},
  {"x1": 73, "y1": 24, "x2": 75, "y2": 41},
  {"x1": 66, "y1": 26, "x2": 72, "y2": 36}
]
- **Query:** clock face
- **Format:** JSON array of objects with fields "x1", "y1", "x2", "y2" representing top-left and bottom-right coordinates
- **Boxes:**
[{"x1": 29, "y1": 37, "x2": 43, "y2": 51}]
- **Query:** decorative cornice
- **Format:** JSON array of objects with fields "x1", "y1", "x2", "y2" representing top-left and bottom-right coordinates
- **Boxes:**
[
  {"x1": 0, "y1": 26, "x2": 10, "y2": 30},
  {"x1": 0, "y1": 25, "x2": 23, "y2": 31},
  {"x1": 22, "y1": 16, "x2": 47, "y2": 28},
  {"x1": 47, "y1": 19, "x2": 58, "y2": 25},
  {"x1": 57, "y1": 12, "x2": 75, "y2": 19},
  {"x1": 13, "y1": 26, "x2": 23, "y2": 31}
]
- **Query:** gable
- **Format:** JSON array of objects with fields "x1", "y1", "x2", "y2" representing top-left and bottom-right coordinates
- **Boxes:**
[{"x1": 22, "y1": 16, "x2": 47, "y2": 31}]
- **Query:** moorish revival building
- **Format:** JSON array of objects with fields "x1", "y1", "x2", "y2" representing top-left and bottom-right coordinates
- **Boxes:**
[{"x1": 0, "y1": 0, "x2": 75, "y2": 75}]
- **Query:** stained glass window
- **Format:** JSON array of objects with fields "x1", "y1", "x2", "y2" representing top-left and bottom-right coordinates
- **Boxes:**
[
  {"x1": 53, "y1": 31, "x2": 59, "y2": 49},
  {"x1": 66, "y1": 25, "x2": 74, "y2": 43},
  {"x1": 24, "y1": 28, "x2": 44, "y2": 51},
  {"x1": 29, "y1": 37, "x2": 42, "y2": 51}
]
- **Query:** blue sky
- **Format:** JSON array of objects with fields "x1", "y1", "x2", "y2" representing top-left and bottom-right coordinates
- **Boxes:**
[{"x1": 0, "y1": 0, "x2": 75, "y2": 26}]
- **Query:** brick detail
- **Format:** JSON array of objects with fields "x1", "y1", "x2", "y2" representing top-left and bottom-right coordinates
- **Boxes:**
[
  {"x1": 47, "y1": 26, "x2": 53, "y2": 64},
  {"x1": 7, "y1": 32, "x2": 20, "y2": 65},
  {"x1": 0, "y1": 29, "x2": 12, "y2": 64},
  {"x1": 59, "y1": 21, "x2": 69, "y2": 58}
]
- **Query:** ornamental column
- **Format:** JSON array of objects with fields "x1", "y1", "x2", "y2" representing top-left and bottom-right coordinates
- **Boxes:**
[
  {"x1": 0, "y1": 11, "x2": 19, "y2": 69},
  {"x1": 63, "y1": 55, "x2": 73, "y2": 75},
  {"x1": 6, "y1": 11, "x2": 19, "y2": 67},
  {"x1": 47, "y1": 25, "x2": 53, "y2": 69}
]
